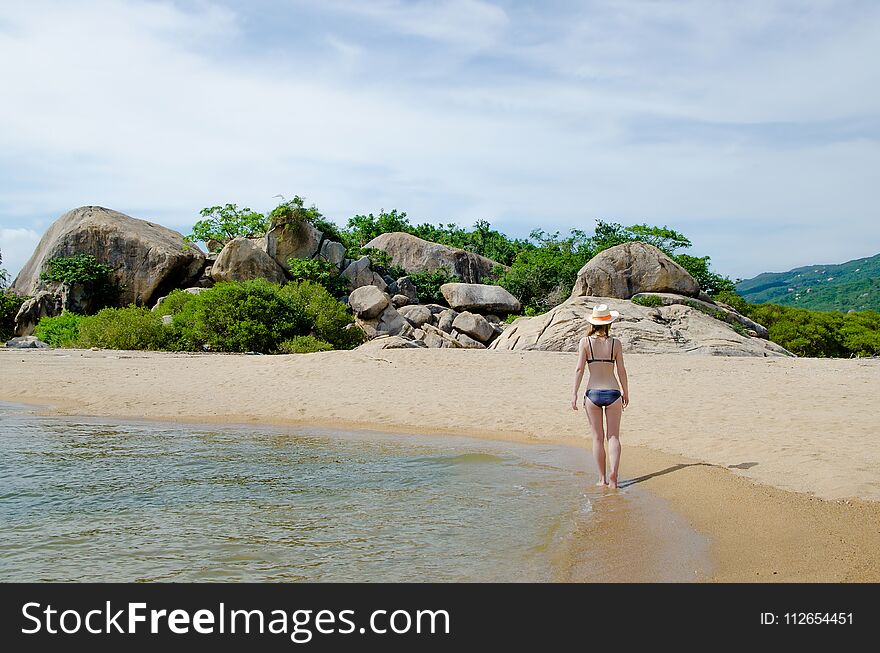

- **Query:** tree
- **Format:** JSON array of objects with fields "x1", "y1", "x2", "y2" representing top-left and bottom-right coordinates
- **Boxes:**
[{"x1": 188, "y1": 204, "x2": 269, "y2": 251}]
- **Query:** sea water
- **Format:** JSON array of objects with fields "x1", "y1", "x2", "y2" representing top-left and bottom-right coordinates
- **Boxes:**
[{"x1": 0, "y1": 403, "x2": 709, "y2": 582}]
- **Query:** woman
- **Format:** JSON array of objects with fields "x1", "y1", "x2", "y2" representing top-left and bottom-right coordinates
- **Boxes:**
[{"x1": 571, "y1": 304, "x2": 629, "y2": 489}]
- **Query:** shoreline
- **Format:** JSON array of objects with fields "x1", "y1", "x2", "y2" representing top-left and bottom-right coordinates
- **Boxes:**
[{"x1": 2, "y1": 348, "x2": 879, "y2": 581}]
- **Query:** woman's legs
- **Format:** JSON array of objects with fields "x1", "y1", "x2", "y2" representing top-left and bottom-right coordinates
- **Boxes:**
[
  {"x1": 584, "y1": 400, "x2": 608, "y2": 485},
  {"x1": 604, "y1": 400, "x2": 623, "y2": 489}
]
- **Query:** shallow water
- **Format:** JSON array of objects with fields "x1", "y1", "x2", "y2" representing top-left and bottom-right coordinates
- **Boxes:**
[{"x1": 0, "y1": 403, "x2": 709, "y2": 582}]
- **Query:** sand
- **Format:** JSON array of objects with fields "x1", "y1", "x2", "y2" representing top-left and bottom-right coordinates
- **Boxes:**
[{"x1": 1, "y1": 347, "x2": 878, "y2": 581}]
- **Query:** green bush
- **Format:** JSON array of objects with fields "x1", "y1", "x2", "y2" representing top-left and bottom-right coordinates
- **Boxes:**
[
  {"x1": 407, "y1": 269, "x2": 455, "y2": 304},
  {"x1": 280, "y1": 281, "x2": 363, "y2": 349},
  {"x1": 1, "y1": 292, "x2": 27, "y2": 341},
  {"x1": 277, "y1": 335, "x2": 334, "y2": 354},
  {"x1": 76, "y1": 307, "x2": 171, "y2": 351},
  {"x1": 153, "y1": 289, "x2": 198, "y2": 317},
  {"x1": 38, "y1": 254, "x2": 118, "y2": 310},
  {"x1": 286, "y1": 258, "x2": 346, "y2": 296},
  {"x1": 713, "y1": 290, "x2": 752, "y2": 314},
  {"x1": 171, "y1": 279, "x2": 308, "y2": 353},
  {"x1": 34, "y1": 312, "x2": 83, "y2": 347},
  {"x1": 268, "y1": 196, "x2": 324, "y2": 229},
  {"x1": 631, "y1": 294, "x2": 663, "y2": 307}
]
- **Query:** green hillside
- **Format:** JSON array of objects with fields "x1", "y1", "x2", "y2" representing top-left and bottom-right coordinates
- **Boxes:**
[{"x1": 736, "y1": 253, "x2": 880, "y2": 312}]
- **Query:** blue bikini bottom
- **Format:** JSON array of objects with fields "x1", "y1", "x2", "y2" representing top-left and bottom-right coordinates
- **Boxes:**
[{"x1": 585, "y1": 389, "x2": 622, "y2": 407}]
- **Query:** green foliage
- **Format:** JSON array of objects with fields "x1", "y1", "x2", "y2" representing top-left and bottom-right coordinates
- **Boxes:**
[
  {"x1": 171, "y1": 279, "x2": 308, "y2": 353},
  {"x1": 287, "y1": 258, "x2": 346, "y2": 296},
  {"x1": 491, "y1": 229, "x2": 591, "y2": 312},
  {"x1": 411, "y1": 219, "x2": 532, "y2": 266},
  {"x1": 77, "y1": 307, "x2": 172, "y2": 351},
  {"x1": 713, "y1": 290, "x2": 751, "y2": 315},
  {"x1": 268, "y1": 196, "x2": 324, "y2": 229},
  {"x1": 279, "y1": 281, "x2": 363, "y2": 350},
  {"x1": 189, "y1": 204, "x2": 268, "y2": 249},
  {"x1": 406, "y1": 269, "x2": 455, "y2": 304},
  {"x1": 673, "y1": 254, "x2": 735, "y2": 295},
  {"x1": 1, "y1": 291, "x2": 26, "y2": 340},
  {"x1": 40, "y1": 254, "x2": 113, "y2": 286},
  {"x1": 587, "y1": 220, "x2": 691, "y2": 257},
  {"x1": 631, "y1": 294, "x2": 663, "y2": 307},
  {"x1": 344, "y1": 209, "x2": 413, "y2": 249},
  {"x1": 153, "y1": 289, "x2": 198, "y2": 317},
  {"x1": 34, "y1": 312, "x2": 83, "y2": 348},
  {"x1": 277, "y1": 335, "x2": 334, "y2": 354}
]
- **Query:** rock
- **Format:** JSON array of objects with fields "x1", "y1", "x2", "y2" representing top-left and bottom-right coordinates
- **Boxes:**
[
  {"x1": 6, "y1": 336, "x2": 50, "y2": 349},
  {"x1": 264, "y1": 220, "x2": 322, "y2": 270},
  {"x1": 630, "y1": 292, "x2": 770, "y2": 339},
  {"x1": 417, "y1": 324, "x2": 463, "y2": 348},
  {"x1": 11, "y1": 206, "x2": 205, "y2": 307},
  {"x1": 348, "y1": 285, "x2": 389, "y2": 319},
  {"x1": 452, "y1": 311, "x2": 495, "y2": 342},
  {"x1": 397, "y1": 304, "x2": 433, "y2": 328},
  {"x1": 356, "y1": 335, "x2": 426, "y2": 351},
  {"x1": 356, "y1": 305, "x2": 412, "y2": 339},
  {"x1": 364, "y1": 232, "x2": 502, "y2": 283},
  {"x1": 210, "y1": 237, "x2": 288, "y2": 284},
  {"x1": 571, "y1": 242, "x2": 700, "y2": 299},
  {"x1": 394, "y1": 277, "x2": 419, "y2": 304},
  {"x1": 489, "y1": 296, "x2": 793, "y2": 357},
  {"x1": 423, "y1": 303, "x2": 447, "y2": 314},
  {"x1": 319, "y1": 240, "x2": 347, "y2": 270},
  {"x1": 454, "y1": 331, "x2": 487, "y2": 349},
  {"x1": 440, "y1": 283, "x2": 521, "y2": 314},
  {"x1": 436, "y1": 309, "x2": 459, "y2": 333},
  {"x1": 391, "y1": 294, "x2": 410, "y2": 308},
  {"x1": 13, "y1": 291, "x2": 62, "y2": 336},
  {"x1": 341, "y1": 256, "x2": 388, "y2": 292}
]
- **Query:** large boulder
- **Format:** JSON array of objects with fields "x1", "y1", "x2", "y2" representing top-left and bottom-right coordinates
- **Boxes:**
[
  {"x1": 12, "y1": 206, "x2": 205, "y2": 306},
  {"x1": 13, "y1": 291, "x2": 61, "y2": 336},
  {"x1": 319, "y1": 240, "x2": 347, "y2": 270},
  {"x1": 210, "y1": 237, "x2": 288, "y2": 284},
  {"x1": 264, "y1": 220, "x2": 322, "y2": 270},
  {"x1": 348, "y1": 285, "x2": 389, "y2": 319},
  {"x1": 440, "y1": 283, "x2": 521, "y2": 314},
  {"x1": 364, "y1": 232, "x2": 501, "y2": 283},
  {"x1": 489, "y1": 296, "x2": 792, "y2": 357},
  {"x1": 341, "y1": 256, "x2": 387, "y2": 292},
  {"x1": 571, "y1": 242, "x2": 700, "y2": 299},
  {"x1": 452, "y1": 311, "x2": 495, "y2": 342},
  {"x1": 397, "y1": 304, "x2": 433, "y2": 328}
]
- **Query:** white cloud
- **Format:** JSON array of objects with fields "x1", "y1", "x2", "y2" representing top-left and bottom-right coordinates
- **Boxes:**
[{"x1": 0, "y1": 0, "x2": 878, "y2": 280}]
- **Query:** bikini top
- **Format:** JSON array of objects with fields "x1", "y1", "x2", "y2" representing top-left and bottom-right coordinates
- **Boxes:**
[{"x1": 586, "y1": 336, "x2": 616, "y2": 364}]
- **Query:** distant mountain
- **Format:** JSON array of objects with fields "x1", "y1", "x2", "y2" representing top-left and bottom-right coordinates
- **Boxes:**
[{"x1": 736, "y1": 253, "x2": 880, "y2": 313}]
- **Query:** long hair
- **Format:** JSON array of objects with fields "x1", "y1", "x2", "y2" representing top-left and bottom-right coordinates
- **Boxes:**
[{"x1": 587, "y1": 323, "x2": 611, "y2": 337}]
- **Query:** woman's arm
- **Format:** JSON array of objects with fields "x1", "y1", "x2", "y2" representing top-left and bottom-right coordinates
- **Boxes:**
[
  {"x1": 571, "y1": 337, "x2": 587, "y2": 410},
  {"x1": 615, "y1": 339, "x2": 629, "y2": 408}
]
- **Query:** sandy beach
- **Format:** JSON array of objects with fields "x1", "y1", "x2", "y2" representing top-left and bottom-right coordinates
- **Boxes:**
[{"x1": 1, "y1": 347, "x2": 878, "y2": 581}]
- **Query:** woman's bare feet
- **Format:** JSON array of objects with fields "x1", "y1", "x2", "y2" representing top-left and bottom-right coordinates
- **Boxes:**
[
  {"x1": 596, "y1": 478, "x2": 608, "y2": 487},
  {"x1": 608, "y1": 473, "x2": 618, "y2": 490}
]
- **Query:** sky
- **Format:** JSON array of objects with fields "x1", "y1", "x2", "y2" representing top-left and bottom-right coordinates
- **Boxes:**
[{"x1": 1, "y1": 0, "x2": 879, "y2": 281}]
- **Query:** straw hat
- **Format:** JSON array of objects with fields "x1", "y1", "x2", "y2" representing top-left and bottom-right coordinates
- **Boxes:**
[{"x1": 587, "y1": 304, "x2": 620, "y2": 325}]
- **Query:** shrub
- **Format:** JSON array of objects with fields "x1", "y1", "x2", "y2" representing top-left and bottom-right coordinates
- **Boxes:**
[
  {"x1": 172, "y1": 279, "x2": 308, "y2": 353},
  {"x1": 277, "y1": 335, "x2": 334, "y2": 354},
  {"x1": 38, "y1": 254, "x2": 118, "y2": 310},
  {"x1": 1, "y1": 292, "x2": 27, "y2": 341},
  {"x1": 280, "y1": 281, "x2": 363, "y2": 349},
  {"x1": 407, "y1": 269, "x2": 455, "y2": 304},
  {"x1": 268, "y1": 196, "x2": 324, "y2": 229},
  {"x1": 286, "y1": 258, "x2": 346, "y2": 296},
  {"x1": 76, "y1": 307, "x2": 171, "y2": 351},
  {"x1": 153, "y1": 289, "x2": 198, "y2": 317},
  {"x1": 631, "y1": 294, "x2": 663, "y2": 307},
  {"x1": 34, "y1": 312, "x2": 83, "y2": 347},
  {"x1": 188, "y1": 204, "x2": 268, "y2": 250}
]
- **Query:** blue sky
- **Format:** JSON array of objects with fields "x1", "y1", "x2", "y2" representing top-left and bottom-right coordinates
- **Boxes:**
[{"x1": 1, "y1": 0, "x2": 878, "y2": 280}]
